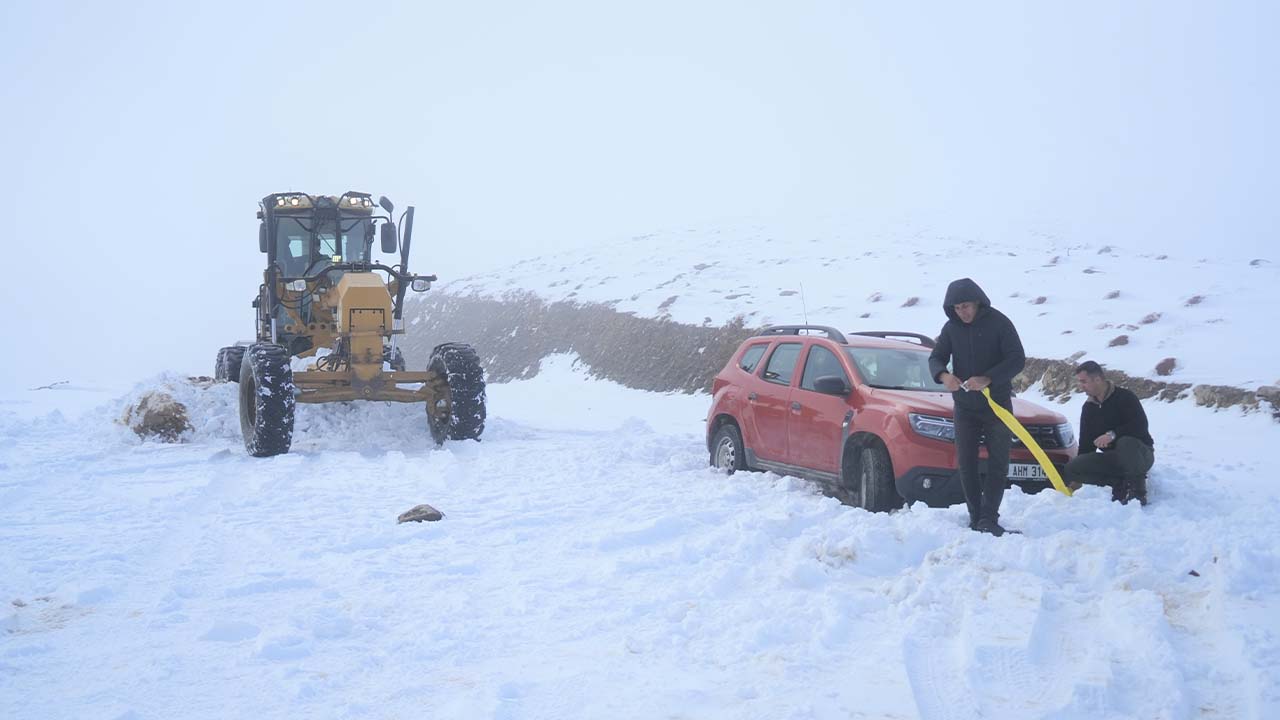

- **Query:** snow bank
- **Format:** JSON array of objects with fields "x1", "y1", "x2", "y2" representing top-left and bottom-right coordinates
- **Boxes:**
[{"x1": 2, "y1": 366, "x2": 1276, "y2": 718}]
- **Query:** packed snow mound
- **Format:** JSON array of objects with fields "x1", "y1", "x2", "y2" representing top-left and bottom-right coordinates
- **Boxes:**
[{"x1": 430, "y1": 222, "x2": 1276, "y2": 389}]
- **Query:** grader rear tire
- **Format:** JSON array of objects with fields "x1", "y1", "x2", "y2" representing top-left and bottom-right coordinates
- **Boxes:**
[{"x1": 215, "y1": 346, "x2": 246, "y2": 383}]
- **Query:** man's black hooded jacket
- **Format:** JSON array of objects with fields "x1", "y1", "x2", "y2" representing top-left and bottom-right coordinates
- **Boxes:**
[{"x1": 928, "y1": 278, "x2": 1026, "y2": 410}]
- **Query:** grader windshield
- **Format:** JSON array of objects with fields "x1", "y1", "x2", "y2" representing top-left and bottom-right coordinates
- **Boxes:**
[{"x1": 274, "y1": 216, "x2": 375, "y2": 278}]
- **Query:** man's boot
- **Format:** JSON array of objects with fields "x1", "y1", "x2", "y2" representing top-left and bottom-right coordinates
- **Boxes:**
[
  {"x1": 1126, "y1": 474, "x2": 1149, "y2": 506},
  {"x1": 973, "y1": 518, "x2": 1007, "y2": 537},
  {"x1": 1111, "y1": 479, "x2": 1127, "y2": 503}
]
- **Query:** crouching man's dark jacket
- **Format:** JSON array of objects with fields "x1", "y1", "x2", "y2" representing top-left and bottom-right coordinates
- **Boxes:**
[
  {"x1": 928, "y1": 278, "x2": 1026, "y2": 410},
  {"x1": 1079, "y1": 383, "x2": 1155, "y2": 454}
]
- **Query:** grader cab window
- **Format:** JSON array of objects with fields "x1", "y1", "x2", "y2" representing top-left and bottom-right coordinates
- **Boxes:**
[{"x1": 274, "y1": 217, "x2": 375, "y2": 277}]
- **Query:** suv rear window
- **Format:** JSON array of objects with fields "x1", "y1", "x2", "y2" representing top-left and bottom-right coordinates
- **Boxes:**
[
  {"x1": 762, "y1": 343, "x2": 803, "y2": 385},
  {"x1": 738, "y1": 344, "x2": 768, "y2": 373},
  {"x1": 844, "y1": 347, "x2": 945, "y2": 391}
]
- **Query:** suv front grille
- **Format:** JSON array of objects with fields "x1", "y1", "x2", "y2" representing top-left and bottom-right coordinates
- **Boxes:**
[{"x1": 982, "y1": 424, "x2": 1063, "y2": 449}]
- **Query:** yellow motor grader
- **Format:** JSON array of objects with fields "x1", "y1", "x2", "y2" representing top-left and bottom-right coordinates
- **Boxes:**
[{"x1": 214, "y1": 191, "x2": 485, "y2": 456}]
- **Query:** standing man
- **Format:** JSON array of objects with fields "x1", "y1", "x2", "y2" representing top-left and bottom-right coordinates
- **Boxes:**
[
  {"x1": 1064, "y1": 361, "x2": 1155, "y2": 505},
  {"x1": 929, "y1": 278, "x2": 1026, "y2": 536}
]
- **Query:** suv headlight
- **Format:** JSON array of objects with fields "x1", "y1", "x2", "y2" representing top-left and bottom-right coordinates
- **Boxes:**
[
  {"x1": 1056, "y1": 422, "x2": 1076, "y2": 448},
  {"x1": 909, "y1": 413, "x2": 955, "y2": 442}
]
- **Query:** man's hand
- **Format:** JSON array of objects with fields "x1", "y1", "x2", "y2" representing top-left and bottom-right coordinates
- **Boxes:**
[
  {"x1": 963, "y1": 375, "x2": 991, "y2": 392},
  {"x1": 940, "y1": 372, "x2": 962, "y2": 392},
  {"x1": 1094, "y1": 432, "x2": 1114, "y2": 449}
]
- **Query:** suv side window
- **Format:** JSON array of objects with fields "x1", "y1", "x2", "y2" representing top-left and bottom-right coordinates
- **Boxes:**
[
  {"x1": 738, "y1": 344, "x2": 768, "y2": 374},
  {"x1": 800, "y1": 345, "x2": 849, "y2": 391},
  {"x1": 762, "y1": 343, "x2": 803, "y2": 386}
]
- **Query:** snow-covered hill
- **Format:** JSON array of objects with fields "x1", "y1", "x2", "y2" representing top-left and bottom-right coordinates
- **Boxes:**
[{"x1": 433, "y1": 222, "x2": 1276, "y2": 390}]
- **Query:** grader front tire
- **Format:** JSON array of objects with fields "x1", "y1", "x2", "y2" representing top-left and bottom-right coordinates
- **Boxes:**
[{"x1": 426, "y1": 342, "x2": 486, "y2": 447}]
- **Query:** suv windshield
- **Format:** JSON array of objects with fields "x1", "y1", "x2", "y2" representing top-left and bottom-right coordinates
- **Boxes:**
[
  {"x1": 843, "y1": 347, "x2": 946, "y2": 391},
  {"x1": 275, "y1": 216, "x2": 374, "y2": 277}
]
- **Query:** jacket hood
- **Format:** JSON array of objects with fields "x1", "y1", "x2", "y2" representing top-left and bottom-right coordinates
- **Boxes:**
[{"x1": 943, "y1": 278, "x2": 992, "y2": 322}]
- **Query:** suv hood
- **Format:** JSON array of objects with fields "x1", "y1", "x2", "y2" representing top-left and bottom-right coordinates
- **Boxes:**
[{"x1": 868, "y1": 388, "x2": 1067, "y2": 424}]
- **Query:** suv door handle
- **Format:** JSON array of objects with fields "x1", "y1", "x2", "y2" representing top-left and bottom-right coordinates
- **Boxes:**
[
  {"x1": 790, "y1": 401, "x2": 802, "y2": 413},
  {"x1": 748, "y1": 392, "x2": 758, "y2": 402}
]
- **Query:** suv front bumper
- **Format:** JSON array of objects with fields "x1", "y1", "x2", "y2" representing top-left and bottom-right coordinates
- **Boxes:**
[{"x1": 896, "y1": 460, "x2": 1069, "y2": 508}]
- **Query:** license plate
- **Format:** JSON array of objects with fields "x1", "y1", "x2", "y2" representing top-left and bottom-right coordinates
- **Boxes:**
[{"x1": 1009, "y1": 463, "x2": 1048, "y2": 480}]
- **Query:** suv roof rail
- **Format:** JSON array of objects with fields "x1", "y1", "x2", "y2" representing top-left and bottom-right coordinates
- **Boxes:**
[
  {"x1": 849, "y1": 331, "x2": 937, "y2": 348},
  {"x1": 756, "y1": 325, "x2": 848, "y2": 343}
]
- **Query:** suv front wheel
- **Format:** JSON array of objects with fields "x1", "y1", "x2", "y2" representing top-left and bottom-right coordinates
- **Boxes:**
[{"x1": 843, "y1": 440, "x2": 901, "y2": 512}]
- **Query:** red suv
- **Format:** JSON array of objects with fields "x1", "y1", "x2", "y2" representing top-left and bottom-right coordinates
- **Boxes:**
[{"x1": 706, "y1": 326, "x2": 1078, "y2": 511}]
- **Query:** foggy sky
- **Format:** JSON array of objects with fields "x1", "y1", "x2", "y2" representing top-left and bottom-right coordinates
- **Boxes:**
[{"x1": 2, "y1": 0, "x2": 1275, "y2": 390}]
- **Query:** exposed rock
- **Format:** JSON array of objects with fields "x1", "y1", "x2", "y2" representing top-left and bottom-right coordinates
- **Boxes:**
[
  {"x1": 397, "y1": 504, "x2": 444, "y2": 523},
  {"x1": 867, "y1": 292, "x2": 882, "y2": 303},
  {"x1": 1109, "y1": 335, "x2": 1129, "y2": 347},
  {"x1": 1032, "y1": 296, "x2": 1047, "y2": 305},
  {"x1": 122, "y1": 392, "x2": 191, "y2": 442},
  {"x1": 404, "y1": 292, "x2": 1249, "y2": 414},
  {"x1": 1140, "y1": 312, "x2": 1162, "y2": 325},
  {"x1": 1257, "y1": 385, "x2": 1280, "y2": 404},
  {"x1": 1155, "y1": 358, "x2": 1177, "y2": 376},
  {"x1": 1105, "y1": 290, "x2": 1120, "y2": 299},
  {"x1": 1185, "y1": 295, "x2": 1204, "y2": 306},
  {"x1": 1193, "y1": 385, "x2": 1258, "y2": 410},
  {"x1": 901, "y1": 297, "x2": 919, "y2": 308},
  {"x1": 1014, "y1": 357, "x2": 1192, "y2": 404}
]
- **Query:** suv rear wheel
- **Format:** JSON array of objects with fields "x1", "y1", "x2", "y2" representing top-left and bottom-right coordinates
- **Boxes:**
[{"x1": 710, "y1": 423, "x2": 749, "y2": 474}]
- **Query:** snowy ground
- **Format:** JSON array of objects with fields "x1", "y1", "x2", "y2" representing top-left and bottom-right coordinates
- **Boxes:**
[{"x1": 3, "y1": 355, "x2": 1278, "y2": 720}]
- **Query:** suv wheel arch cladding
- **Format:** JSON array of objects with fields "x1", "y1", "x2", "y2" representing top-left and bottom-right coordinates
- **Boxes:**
[{"x1": 708, "y1": 413, "x2": 744, "y2": 454}]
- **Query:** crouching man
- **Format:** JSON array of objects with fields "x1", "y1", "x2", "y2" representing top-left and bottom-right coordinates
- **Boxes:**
[{"x1": 1065, "y1": 361, "x2": 1155, "y2": 505}]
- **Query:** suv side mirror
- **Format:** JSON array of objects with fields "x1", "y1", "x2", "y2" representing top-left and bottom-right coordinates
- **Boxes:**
[
  {"x1": 380, "y1": 222, "x2": 398, "y2": 253},
  {"x1": 259, "y1": 222, "x2": 268, "y2": 253},
  {"x1": 814, "y1": 376, "x2": 850, "y2": 396}
]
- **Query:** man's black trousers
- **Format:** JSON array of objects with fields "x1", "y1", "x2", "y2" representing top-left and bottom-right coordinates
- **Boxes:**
[
  {"x1": 953, "y1": 400, "x2": 1012, "y2": 525},
  {"x1": 1065, "y1": 437, "x2": 1155, "y2": 501}
]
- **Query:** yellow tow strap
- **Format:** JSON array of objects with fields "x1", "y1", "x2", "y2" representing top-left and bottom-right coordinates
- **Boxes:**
[{"x1": 980, "y1": 387, "x2": 1072, "y2": 496}]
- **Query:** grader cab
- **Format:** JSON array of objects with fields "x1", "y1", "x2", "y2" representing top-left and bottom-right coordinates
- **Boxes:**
[{"x1": 214, "y1": 191, "x2": 485, "y2": 456}]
